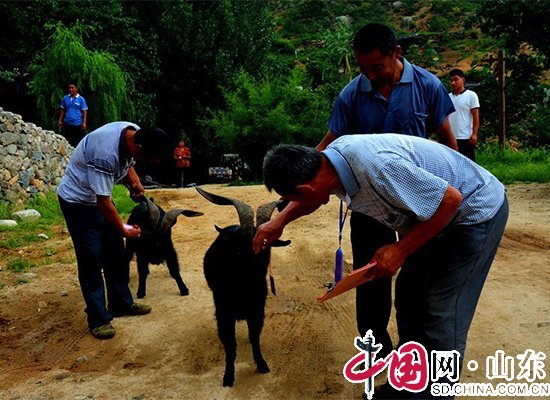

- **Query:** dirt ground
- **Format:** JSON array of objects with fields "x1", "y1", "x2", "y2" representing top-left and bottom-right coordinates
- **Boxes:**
[{"x1": 0, "y1": 183, "x2": 549, "y2": 400}]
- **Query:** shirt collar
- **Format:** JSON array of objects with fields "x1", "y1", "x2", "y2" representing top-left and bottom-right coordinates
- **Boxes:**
[
  {"x1": 321, "y1": 148, "x2": 359, "y2": 197},
  {"x1": 360, "y1": 57, "x2": 413, "y2": 93},
  {"x1": 70, "y1": 93, "x2": 80, "y2": 99}
]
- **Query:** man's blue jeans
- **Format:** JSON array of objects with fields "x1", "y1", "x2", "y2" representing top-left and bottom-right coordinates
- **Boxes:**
[
  {"x1": 59, "y1": 197, "x2": 134, "y2": 329},
  {"x1": 396, "y1": 196, "x2": 509, "y2": 398}
]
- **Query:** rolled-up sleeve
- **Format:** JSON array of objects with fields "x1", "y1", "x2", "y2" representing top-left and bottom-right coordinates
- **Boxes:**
[
  {"x1": 326, "y1": 94, "x2": 352, "y2": 137},
  {"x1": 428, "y1": 79, "x2": 455, "y2": 130},
  {"x1": 373, "y1": 157, "x2": 449, "y2": 221}
]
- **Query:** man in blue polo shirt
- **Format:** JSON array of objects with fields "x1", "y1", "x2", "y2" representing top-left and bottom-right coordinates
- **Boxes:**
[
  {"x1": 58, "y1": 82, "x2": 88, "y2": 147},
  {"x1": 255, "y1": 23, "x2": 458, "y2": 361},
  {"x1": 262, "y1": 136, "x2": 508, "y2": 398},
  {"x1": 58, "y1": 122, "x2": 170, "y2": 339}
]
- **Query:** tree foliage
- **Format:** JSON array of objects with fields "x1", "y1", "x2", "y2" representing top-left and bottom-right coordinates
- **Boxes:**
[
  {"x1": 476, "y1": 0, "x2": 550, "y2": 145},
  {"x1": 31, "y1": 24, "x2": 133, "y2": 131},
  {"x1": 204, "y1": 69, "x2": 330, "y2": 178}
]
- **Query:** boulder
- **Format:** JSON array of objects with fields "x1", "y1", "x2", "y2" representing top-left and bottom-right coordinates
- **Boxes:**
[
  {"x1": 7, "y1": 144, "x2": 17, "y2": 155},
  {"x1": 11, "y1": 209, "x2": 41, "y2": 221},
  {"x1": 0, "y1": 132, "x2": 19, "y2": 146},
  {"x1": 18, "y1": 171, "x2": 30, "y2": 189},
  {"x1": 0, "y1": 220, "x2": 18, "y2": 227}
]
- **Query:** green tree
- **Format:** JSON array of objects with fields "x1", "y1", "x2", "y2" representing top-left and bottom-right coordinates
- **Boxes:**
[
  {"x1": 477, "y1": 0, "x2": 550, "y2": 144},
  {"x1": 204, "y1": 68, "x2": 330, "y2": 178},
  {"x1": 31, "y1": 24, "x2": 133, "y2": 131}
]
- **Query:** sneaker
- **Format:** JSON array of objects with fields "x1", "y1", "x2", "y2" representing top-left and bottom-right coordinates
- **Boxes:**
[
  {"x1": 91, "y1": 324, "x2": 116, "y2": 339},
  {"x1": 127, "y1": 303, "x2": 152, "y2": 315}
]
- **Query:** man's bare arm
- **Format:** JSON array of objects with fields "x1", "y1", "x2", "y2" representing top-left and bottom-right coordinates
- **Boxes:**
[{"x1": 436, "y1": 117, "x2": 458, "y2": 151}]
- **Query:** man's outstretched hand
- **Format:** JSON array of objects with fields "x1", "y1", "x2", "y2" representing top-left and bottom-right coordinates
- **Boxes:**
[{"x1": 253, "y1": 220, "x2": 284, "y2": 254}]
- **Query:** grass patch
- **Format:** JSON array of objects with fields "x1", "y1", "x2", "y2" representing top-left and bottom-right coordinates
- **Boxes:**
[
  {"x1": 7, "y1": 258, "x2": 37, "y2": 273},
  {"x1": 16, "y1": 278, "x2": 29, "y2": 285},
  {"x1": 226, "y1": 181, "x2": 264, "y2": 187},
  {"x1": 112, "y1": 184, "x2": 139, "y2": 219},
  {"x1": 477, "y1": 145, "x2": 550, "y2": 184}
]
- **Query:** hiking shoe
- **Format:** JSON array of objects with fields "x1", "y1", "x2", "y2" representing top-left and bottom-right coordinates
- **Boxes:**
[
  {"x1": 127, "y1": 302, "x2": 152, "y2": 315},
  {"x1": 91, "y1": 324, "x2": 115, "y2": 339}
]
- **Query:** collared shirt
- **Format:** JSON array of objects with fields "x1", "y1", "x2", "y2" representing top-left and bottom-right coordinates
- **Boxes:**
[
  {"x1": 60, "y1": 94, "x2": 88, "y2": 126},
  {"x1": 327, "y1": 58, "x2": 455, "y2": 138},
  {"x1": 448, "y1": 89, "x2": 480, "y2": 139},
  {"x1": 323, "y1": 134, "x2": 505, "y2": 235},
  {"x1": 57, "y1": 122, "x2": 138, "y2": 205}
]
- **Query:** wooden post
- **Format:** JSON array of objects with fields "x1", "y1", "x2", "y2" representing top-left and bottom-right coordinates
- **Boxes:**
[{"x1": 498, "y1": 49, "x2": 506, "y2": 147}]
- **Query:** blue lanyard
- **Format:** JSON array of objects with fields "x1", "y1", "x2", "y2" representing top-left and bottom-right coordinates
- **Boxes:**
[{"x1": 335, "y1": 200, "x2": 349, "y2": 283}]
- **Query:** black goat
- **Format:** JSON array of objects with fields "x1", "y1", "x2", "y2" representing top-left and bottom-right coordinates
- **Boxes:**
[
  {"x1": 125, "y1": 197, "x2": 203, "y2": 298},
  {"x1": 197, "y1": 187, "x2": 290, "y2": 387}
]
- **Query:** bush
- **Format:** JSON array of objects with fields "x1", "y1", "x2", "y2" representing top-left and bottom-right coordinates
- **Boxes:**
[
  {"x1": 204, "y1": 68, "x2": 330, "y2": 179},
  {"x1": 477, "y1": 144, "x2": 550, "y2": 184}
]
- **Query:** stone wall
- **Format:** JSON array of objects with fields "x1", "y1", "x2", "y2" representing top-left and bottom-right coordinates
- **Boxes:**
[{"x1": 0, "y1": 107, "x2": 73, "y2": 203}]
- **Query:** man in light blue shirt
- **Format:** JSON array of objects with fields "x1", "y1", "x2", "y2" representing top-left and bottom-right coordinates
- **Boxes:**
[
  {"x1": 58, "y1": 122, "x2": 171, "y2": 339},
  {"x1": 58, "y1": 82, "x2": 88, "y2": 147},
  {"x1": 260, "y1": 135, "x2": 508, "y2": 397}
]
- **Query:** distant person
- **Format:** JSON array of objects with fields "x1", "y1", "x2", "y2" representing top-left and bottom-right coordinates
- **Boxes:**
[
  {"x1": 57, "y1": 122, "x2": 171, "y2": 339},
  {"x1": 449, "y1": 69, "x2": 480, "y2": 161},
  {"x1": 58, "y1": 82, "x2": 88, "y2": 147},
  {"x1": 174, "y1": 140, "x2": 191, "y2": 188}
]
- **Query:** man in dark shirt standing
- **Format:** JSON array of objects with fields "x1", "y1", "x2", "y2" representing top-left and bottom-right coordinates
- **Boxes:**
[{"x1": 255, "y1": 23, "x2": 457, "y2": 375}]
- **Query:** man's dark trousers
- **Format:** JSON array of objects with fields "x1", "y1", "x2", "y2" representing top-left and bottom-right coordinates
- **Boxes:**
[
  {"x1": 456, "y1": 139, "x2": 475, "y2": 162},
  {"x1": 59, "y1": 197, "x2": 134, "y2": 329},
  {"x1": 350, "y1": 212, "x2": 396, "y2": 358},
  {"x1": 63, "y1": 123, "x2": 85, "y2": 148}
]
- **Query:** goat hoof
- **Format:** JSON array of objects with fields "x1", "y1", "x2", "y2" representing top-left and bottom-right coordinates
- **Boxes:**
[
  {"x1": 137, "y1": 292, "x2": 146, "y2": 299},
  {"x1": 179, "y1": 287, "x2": 189, "y2": 296},
  {"x1": 222, "y1": 374, "x2": 234, "y2": 387},
  {"x1": 256, "y1": 360, "x2": 270, "y2": 374}
]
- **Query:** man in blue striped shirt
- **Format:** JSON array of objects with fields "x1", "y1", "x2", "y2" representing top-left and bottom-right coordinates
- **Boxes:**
[
  {"x1": 257, "y1": 134, "x2": 508, "y2": 397},
  {"x1": 58, "y1": 122, "x2": 171, "y2": 339}
]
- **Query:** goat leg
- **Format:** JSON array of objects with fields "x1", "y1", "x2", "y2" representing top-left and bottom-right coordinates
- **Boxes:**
[
  {"x1": 136, "y1": 257, "x2": 150, "y2": 299},
  {"x1": 217, "y1": 315, "x2": 237, "y2": 387},
  {"x1": 166, "y1": 247, "x2": 189, "y2": 296},
  {"x1": 247, "y1": 314, "x2": 270, "y2": 374}
]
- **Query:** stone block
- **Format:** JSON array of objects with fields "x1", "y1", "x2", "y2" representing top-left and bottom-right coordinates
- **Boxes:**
[
  {"x1": 0, "y1": 132, "x2": 19, "y2": 145},
  {"x1": 11, "y1": 209, "x2": 41, "y2": 221},
  {"x1": 7, "y1": 144, "x2": 17, "y2": 155},
  {"x1": 0, "y1": 219, "x2": 17, "y2": 227}
]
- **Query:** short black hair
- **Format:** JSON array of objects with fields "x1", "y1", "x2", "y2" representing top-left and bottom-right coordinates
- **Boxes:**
[
  {"x1": 263, "y1": 144, "x2": 322, "y2": 196},
  {"x1": 449, "y1": 69, "x2": 465, "y2": 78},
  {"x1": 353, "y1": 23, "x2": 397, "y2": 56},
  {"x1": 68, "y1": 81, "x2": 78, "y2": 88},
  {"x1": 134, "y1": 127, "x2": 171, "y2": 161}
]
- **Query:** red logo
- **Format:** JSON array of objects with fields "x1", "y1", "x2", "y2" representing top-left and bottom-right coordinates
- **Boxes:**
[{"x1": 344, "y1": 330, "x2": 429, "y2": 398}]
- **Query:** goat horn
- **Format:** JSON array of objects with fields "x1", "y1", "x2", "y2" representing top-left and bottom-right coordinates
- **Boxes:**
[
  {"x1": 256, "y1": 199, "x2": 288, "y2": 228},
  {"x1": 196, "y1": 187, "x2": 254, "y2": 237},
  {"x1": 157, "y1": 209, "x2": 204, "y2": 235},
  {"x1": 146, "y1": 197, "x2": 161, "y2": 227}
]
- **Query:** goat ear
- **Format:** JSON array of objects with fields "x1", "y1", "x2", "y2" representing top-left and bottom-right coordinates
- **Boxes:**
[
  {"x1": 215, "y1": 225, "x2": 223, "y2": 233},
  {"x1": 271, "y1": 239, "x2": 291, "y2": 247}
]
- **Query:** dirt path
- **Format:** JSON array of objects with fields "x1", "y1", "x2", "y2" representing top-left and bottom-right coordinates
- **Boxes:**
[{"x1": 1, "y1": 183, "x2": 549, "y2": 399}]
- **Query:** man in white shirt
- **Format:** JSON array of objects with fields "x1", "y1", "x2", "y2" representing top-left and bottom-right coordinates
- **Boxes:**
[{"x1": 448, "y1": 69, "x2": 480, "y2": 161}]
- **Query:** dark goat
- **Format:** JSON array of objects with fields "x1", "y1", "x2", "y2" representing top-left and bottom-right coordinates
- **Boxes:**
[
  {"x1": 197, "y1": 187, "x2": 290, "y2": 387},
  {"x1": 125, "y1": 197, "x2": 203, "y2": 298}
]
